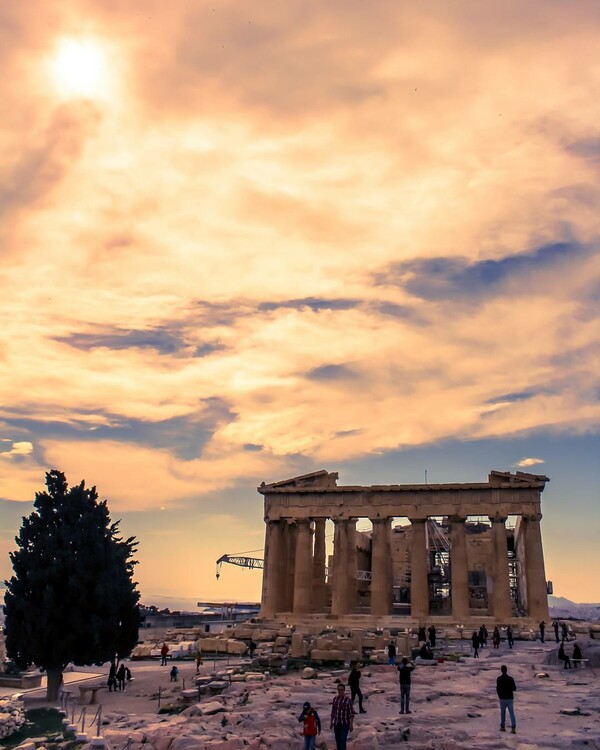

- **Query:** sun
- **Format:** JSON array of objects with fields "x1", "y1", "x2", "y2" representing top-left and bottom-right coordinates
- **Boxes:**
[{"x1": 50, "y1": 38, "x2": 110, "y2": 99}]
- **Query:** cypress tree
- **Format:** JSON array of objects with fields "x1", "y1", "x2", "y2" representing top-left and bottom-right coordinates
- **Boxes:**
[{"x1": 3, "y1": 470, "x2": 140, "y2": 700}]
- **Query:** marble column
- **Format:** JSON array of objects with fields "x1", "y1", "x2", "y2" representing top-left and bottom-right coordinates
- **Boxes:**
[
  {"x1": 281, "y1": 521, "x2": 297, "y2": 612},
  {"x1": 449, "y1": 516, "x2": 470, "y2": 622},
  {"x1": 371, "y1": 518, "x2": 393, "y2": 616},
  {"x1": 489, "y1": 515, "x2": 512, "y2": 621},
  {"x1": 331, "y1": 520, "x2": 347, "y2": 616},
  {"x1": 262, "y1": 520, "x2": 284, "y2": 617},
  {"x1": 293, "y1": 519, "x2": 314, "y2": 613},
  {"x1": 312, "y1": 518, "x2": 327, "y2": 611},
  {"x1": 331, "y1": 520, "x2": 358, "y2": 615},
  {"x1": 523, "y1": 513, "x2": 550, "y2": 621},
  {"x1": 346, "y1": 519, "x2": 358, "y2": 614},
  {"x1": 410, "y1": 518, "x2": 429, "y2": 620}
]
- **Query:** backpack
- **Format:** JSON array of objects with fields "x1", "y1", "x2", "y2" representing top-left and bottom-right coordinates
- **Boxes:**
[{"x1": 303, "y1": 710, "x2": 317, "y2": 736}]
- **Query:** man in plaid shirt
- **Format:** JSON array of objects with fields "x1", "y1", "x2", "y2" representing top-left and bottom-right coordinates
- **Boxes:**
[{"x1": 330, "y1": 683, "x2": 354, "y2": 749}]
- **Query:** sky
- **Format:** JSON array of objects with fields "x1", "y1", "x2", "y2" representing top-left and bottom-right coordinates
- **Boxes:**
[{"x1": 1, "y1": 1, "x2": 599, "y2": 605}]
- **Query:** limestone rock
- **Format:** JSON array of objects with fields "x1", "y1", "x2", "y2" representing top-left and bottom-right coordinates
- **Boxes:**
[
  {"x1": 196, "y1": 701, "x2": 226, "y2": 716},
  {"x1": 300, "y1": 667, "x2": 317, "y2": 679}
]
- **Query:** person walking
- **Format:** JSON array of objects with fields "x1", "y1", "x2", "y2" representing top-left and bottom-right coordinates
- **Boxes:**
[
  {"x1": 553, "y1": 620, "x2": 560, "y2": 643},
  {"x1": 539, "y1": 621, "x2": 546, "y2": 643},
  {"x1": 116, "y1": 663, "x2": 126, "y2": 691},
  {"x1": 298, "y1": 701, "x2": 321, "y2": 750},
  {"x1": 169, "y1": 665, "x2": 179, "y2": 681},
  {"x1": 196, "y1": 649, "x2": 203, "y2": 674},
  {"x1": 479, "y1": 625, "x2": 488, "y2": 648},
  {"x1": 561, "y1": 623, "x2": 569, "y2": 642},
  {"x1": 506, "y1": 625, "x2": 514, "y2": 649},
  {"x1": 348, "y1": 663, "x2": 366, "y2": 713},
  {"x1": 428, "y1": 625, "x2": 437, "y2": 648},
  {"x1": 471, "y1": 630, "x2": 480, "y2": 658},
  {"x1": 160, "y1": 643, "x2": 169, "y2": 666},
  {"x1": 107, "y1": 662, "x2": 117, "y2": 692},
  {"x1": 493, "y1": 627, "x2": 501, "y2": 649},
  {"x1": 558, "y1": 643, "x2": 572, "y2": 669},
  {"x1": 330, "y1": 683, "x2": 354, "y2": 750},
  {"x1": 387, "y1": 640, "x2": 397, "y2": 666},
  {"x1": 572, "y1": 642, "x2": 583, "y2": 668},
  {"x1": 496, "y1": 665, "x2": 517, "y2": 734},
  {"x1": 397, "y1": 657, "x2": 415, "y2": 714}
]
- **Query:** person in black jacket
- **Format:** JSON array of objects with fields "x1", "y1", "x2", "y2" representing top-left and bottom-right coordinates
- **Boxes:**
[
  {"x1": 397, "y1": 657, "x2": 415, "y2": 715},
  {"x1": 471, "y1": 631, "x2": 480, "y2": 658},
  {"x1": 496, "y1": 665, "x2": 517, "y2": 734},
  {"x1": 348, "y1": 663, "x2": 366, "y2": 713}
]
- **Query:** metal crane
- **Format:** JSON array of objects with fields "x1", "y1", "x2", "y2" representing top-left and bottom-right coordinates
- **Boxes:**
[
  {"x1": 215, "y1": 554, "x2": 264, "y2": 579},
  {"x1": 215, "y1": 553, "x2": 374, "y2": 581}
]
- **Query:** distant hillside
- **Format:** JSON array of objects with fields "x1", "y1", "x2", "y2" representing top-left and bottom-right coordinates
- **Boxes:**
[{"x1": 549, "y1": 595, "x2": 600, "y2": 620}]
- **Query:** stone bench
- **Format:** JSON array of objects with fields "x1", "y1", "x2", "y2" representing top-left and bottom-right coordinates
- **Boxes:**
[{"x1": 78, "y1": 684, "x2": 106, "y2": 705}]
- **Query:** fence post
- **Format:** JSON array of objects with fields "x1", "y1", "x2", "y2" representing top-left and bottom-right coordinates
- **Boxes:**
[
  {"x1": 157, "y1": 686, "x2": 162, "y2": 711},
  {"x1": 96, "y1": 705, "x2": 102, "y2": 737},
  {"x1": 80, "y1": 707, "x2": 87, "y2": 733}
]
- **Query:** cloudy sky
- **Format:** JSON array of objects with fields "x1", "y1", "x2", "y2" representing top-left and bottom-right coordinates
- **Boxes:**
[{"x1": 1, "y1": 1, "x2": 599, "y2": 605}]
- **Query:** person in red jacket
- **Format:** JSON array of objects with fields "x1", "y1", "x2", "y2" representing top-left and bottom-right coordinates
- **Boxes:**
[
  {"x1": 160, "y1": 643, "x2": 169, "y2": 666},
  {"x1": 298, "y1": 701, "x2": 321, "y2": 750}
]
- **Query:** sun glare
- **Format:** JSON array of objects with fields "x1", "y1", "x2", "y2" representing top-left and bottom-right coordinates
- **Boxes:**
[{"x1": 50, "y1": 38, "x2": 110, "y2": 99}]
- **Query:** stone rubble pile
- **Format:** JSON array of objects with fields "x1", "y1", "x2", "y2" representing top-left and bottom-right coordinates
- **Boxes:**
[
  {"x1": 132, "y1": 620, "x2": 555, "y2": 669},
  {"x1": 0, "y1": 696, "x2": 26, "y2": 739}
]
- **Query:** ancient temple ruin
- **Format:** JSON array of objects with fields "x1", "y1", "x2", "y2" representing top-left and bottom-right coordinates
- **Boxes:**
[{"x1": 259, "y1": 469, "x2": 550, "y2": 625}]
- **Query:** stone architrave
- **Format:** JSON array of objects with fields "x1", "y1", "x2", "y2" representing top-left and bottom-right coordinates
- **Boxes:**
[
  {"x1": 410, "y1": 518, "x2": 429, "y2": 620},
  {"x1": 489, "y1": 515, "x2": 512, "y2": 621},
  {"x1": 371, "y1": 518, "x2": 392, "y2": 616},
  {"x1": 293, "y1": 520, "x2": 313, "y2": 613},
  {"x1": 523, "y1": 513, "x2": 550, "y2": 621},
  {"x1": 449, "y1": 516, "x2": 469, "y2": 622}
]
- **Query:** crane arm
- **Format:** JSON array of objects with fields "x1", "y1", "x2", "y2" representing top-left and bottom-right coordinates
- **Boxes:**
[{"x1": 216, "y1": 554, "x2": 265, "y2": 579}]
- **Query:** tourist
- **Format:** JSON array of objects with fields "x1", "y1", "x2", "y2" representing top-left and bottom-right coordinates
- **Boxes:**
[
  {"x1": 330, "y1": 683, "x2": 354, "y2": 750},
  {"x1": 298, "y1": 701, "x2": 321, "y2": 750},
  {"x1": 249, "y1": 640, "x2": 256, "y2": 658},
  {"x1": 471, "y1": 631, "x2": 480, "y2": 658},
  {"x1": 417, "y1": 626, "x2": 427, "y2": 643},
  {"x1": 561, "y1": 623, "x2": 569, "y2": 642},
  {"x1": 107, "y1": 662, "x2": 117, "y2": 692},
  {"x1": 539, "y1": 621, "x2": 546, "y2": 643},
  {"x1": 479, "y1": 625, "x2": 488, "y2": 647},
  {"x1": 558, "y1": 643, "x2": 572, "y2": 669},
  {"x1": 572, "y1": 642, "x2": 583, "y2": 668},
  {"x1": 196, "y1": 650, "x2": 203, "y2": 674},
  {"x1": 348, "y1": 662, "x2": 366, "y2": 713},
  {"x1": 553, "y1": 620, "x2": 560, "y2": 643},
  {"x1": 506, "y1": 625, "x2": 514, "y2": 649},
  {"x1": 419, "y1": 642, "x2": 433, "y2": 660},
  {"x1": 169, "y1": 665, "x2": 179, "y2": 681},
  {"x1": 493, "y1": 627, "x2": 501, "y2": 649},
  {"x1": 496, "y1": 665, "x2": 517, "y2": 734},
  {"x1": 160, "y1": 643, "x2": 169, "y2": 666},
  {"x1": 116, "y1": 663, "x2": 126, "y2": 690},
  {"x1": 125, "y1": 666, "x2": 132, "y2": 682},
  {"x1": 387, "y1": 640, "x2": 397, "y2": 666},
  {"x1": 397, "y1": 657, "x2": 415, "y2": 714},
  {"x1": 428, "y1": 625, "x2": 437, "y2": 648}
]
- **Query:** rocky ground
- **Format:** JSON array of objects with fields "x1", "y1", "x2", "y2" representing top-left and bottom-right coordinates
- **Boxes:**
[{"x1": 11, "y1": 638, "x2": 600, "y2": 749}]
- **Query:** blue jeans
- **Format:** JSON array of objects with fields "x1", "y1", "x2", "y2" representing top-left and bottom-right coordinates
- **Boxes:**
[
  {"x1": 499, "y1": 699, "x2": 516, "y2": 729},
  {"x1": 400, "y1": 684, "x2": 411, "y2": 712},
  {"x1": 303, "y1": 736, "x2": 316, "y2": 750},
  {"x1": 388, "y1": 656, "x2": 396, "y2": 665},
  {"x1": 334, "y1": 723, "x2": 349, "y2": 750}
]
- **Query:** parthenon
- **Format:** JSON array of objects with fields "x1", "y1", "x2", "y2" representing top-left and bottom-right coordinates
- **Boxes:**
[{"x1": 259, "y1": 469, "x2": 550, "y2": 625}]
